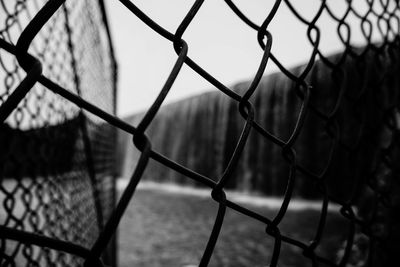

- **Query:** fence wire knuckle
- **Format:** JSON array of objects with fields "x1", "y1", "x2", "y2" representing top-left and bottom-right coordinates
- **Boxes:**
[{"x1": 1, "y1": 0, "x2": 400, "y2": 266}]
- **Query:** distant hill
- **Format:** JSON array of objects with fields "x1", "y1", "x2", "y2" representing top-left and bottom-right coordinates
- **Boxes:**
[{"x1": 117, "y1": 49, "x2": 397, "y2": 199}]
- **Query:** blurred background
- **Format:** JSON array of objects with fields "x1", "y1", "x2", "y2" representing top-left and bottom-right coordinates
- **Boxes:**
[
  {"x1": 103, "y1": 1, "x2": 387, "y2": 266},
  {"x1": 1, "y1": 0, "x2": 394, "y2": 266},
  {"x1": 105, "y1": 0, "x2": 371, "y2": 116}
]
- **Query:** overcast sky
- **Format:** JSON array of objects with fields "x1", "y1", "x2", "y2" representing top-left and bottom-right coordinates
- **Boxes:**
[{"x1": 105, "y1": 1, "x2": 372, "y2": 116}]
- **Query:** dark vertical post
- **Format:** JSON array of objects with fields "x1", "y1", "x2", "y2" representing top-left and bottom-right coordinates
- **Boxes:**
[
  {"x1": 98, "y1": 1, "x2": 119, "y2": 266},
  {"x1": 61, "y1": 0, "x2": 106, "y2": 253}
]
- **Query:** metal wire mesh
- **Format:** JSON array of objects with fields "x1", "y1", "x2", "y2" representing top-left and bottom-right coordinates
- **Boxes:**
[
  {"x1": 0, "y1": 0, "x2": 117, "y2": 266},
  {"x1": 1, "y1": 0, "x2": 400, "y2": 266}
]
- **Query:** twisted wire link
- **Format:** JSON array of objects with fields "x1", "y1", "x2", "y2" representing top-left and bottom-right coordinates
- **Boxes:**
[
  {"x1": 1, "y1": 0, "x2": 117, "y2": 266},
  {"x1": 1, "y1": 0, "x2": 400, "y2": 266}
]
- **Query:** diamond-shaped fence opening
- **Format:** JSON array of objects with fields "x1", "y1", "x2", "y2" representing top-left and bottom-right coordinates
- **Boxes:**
[{"x1": 1, "y1": 0, "x2": 400, "y2": 266}]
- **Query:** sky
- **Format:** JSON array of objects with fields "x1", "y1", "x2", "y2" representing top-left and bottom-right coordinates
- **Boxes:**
[{"x1": 104, "y1": 1, "x2": 372, "y2": 117}]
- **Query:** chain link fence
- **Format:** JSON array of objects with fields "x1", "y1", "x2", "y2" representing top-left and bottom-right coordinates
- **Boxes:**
[
  {"x1": 0, "y1": 0, "x2": 117, "y2": 266},
  {"x1": 1, "y1": 0, "x2": 400, "y2": 266}
]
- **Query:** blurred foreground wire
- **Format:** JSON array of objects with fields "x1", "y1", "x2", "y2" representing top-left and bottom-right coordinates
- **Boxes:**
[{"x1": 1, "y1": 0, "x2": 400, "y2": 266}]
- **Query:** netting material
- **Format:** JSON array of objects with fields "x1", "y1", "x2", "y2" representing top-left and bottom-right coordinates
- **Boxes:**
[
  {"x1": 0, "y1": 0, "x2": 400, "y2": 267},
  {"x1": 0, "y1": 0, "x2": 116, "y2": 266},
  {"x1": 114, "y1": 1, "x2": 400, "y2": 265}
]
